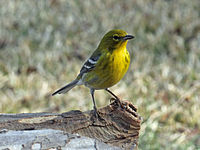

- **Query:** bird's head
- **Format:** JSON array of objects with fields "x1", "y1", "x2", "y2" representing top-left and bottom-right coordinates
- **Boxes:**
[{"x1": 98, "y1": 29, "x2": 134, "y2": 51}]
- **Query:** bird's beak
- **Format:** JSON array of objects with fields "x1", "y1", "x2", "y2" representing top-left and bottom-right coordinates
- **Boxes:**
[{"x1": 123, "y1": 35, "x2": 135, "y2": 40}]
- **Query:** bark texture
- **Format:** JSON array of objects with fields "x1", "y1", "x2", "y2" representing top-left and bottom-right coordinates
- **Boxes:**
[{"x1": 0, "y1": 100, "x2": 141, "y2": 150}]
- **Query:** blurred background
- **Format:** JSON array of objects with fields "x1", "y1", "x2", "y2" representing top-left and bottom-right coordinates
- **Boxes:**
[{"x1": 0, "y1": 0, "x2": 200, "y2": 149}]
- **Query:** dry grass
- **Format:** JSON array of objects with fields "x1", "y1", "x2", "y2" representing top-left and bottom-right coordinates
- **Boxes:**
[{"x1": 0, "y1": 0, "x2": 200, "y2": 149}]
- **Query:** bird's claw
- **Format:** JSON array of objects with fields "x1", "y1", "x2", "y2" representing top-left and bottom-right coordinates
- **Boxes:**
[
  {"x1": 91, "y1": 108, "x2": 104, "y2": 122},
  {"x1": 110, "y1": 97, "x2": 124, "y2": 110}
]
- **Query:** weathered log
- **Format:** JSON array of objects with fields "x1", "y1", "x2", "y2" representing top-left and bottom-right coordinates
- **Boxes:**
[
  {"x1": 0, "y1": 100, "x2": 141, "y2": 150},
  {"x1": 0, "y1": 129, "x2": 122, "y2": 150}
]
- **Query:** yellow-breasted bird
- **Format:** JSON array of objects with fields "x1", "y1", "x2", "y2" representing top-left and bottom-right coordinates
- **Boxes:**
[{"x1": 52, "y1": 29, "x2": 134, "y2": 116}]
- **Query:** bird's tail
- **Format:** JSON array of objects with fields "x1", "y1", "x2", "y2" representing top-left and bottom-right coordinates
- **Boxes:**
[{"x1": 52, "y1": 79, "x2": 79, "y2": 96}]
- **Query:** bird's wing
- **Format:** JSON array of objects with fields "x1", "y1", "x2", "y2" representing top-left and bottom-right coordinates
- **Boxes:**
[{"x1": 79, "y1": 50, "x2": 101, "y2": 76}]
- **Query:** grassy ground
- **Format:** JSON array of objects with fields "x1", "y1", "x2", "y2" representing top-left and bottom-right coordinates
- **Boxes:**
[{"x1": 0, "y1": 0, "x2": 200, "y2": 149}]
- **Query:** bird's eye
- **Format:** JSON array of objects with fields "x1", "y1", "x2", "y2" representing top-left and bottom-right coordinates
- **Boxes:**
[
  {"x1": 113, "y1": 34, "x2": 120, "y2": 41},
  {"x1": 113, "y1": 36, "x2": 119, "y2": 39}
]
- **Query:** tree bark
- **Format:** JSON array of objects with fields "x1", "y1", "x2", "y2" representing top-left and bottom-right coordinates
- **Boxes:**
[{"x1": 0, "y1": 100, "x2": 141, "y2": 150}]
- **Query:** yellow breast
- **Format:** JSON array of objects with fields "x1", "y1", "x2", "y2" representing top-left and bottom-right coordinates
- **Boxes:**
[{"x1": 83, "y1": 47, "x2": 130, "y2": 89}]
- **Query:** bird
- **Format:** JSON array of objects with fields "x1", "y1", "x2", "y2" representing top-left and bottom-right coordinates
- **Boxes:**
[{"x1": 52, "y1": 29, "x2": 134, "y2": 117}]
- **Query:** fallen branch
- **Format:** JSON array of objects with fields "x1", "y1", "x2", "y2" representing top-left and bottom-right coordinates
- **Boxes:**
[{"x1": 0, "y1": 100, "x2": 141, "y2": 150}]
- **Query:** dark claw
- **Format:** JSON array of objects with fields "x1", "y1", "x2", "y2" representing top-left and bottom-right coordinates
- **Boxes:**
[{"x1": 91, "y1": 109, "x2": 105, "y2": 122}]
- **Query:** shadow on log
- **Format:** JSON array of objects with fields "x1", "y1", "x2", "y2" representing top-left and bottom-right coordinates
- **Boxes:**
[{"x1": 0, "y1": 100, "x2": 141, "y2": 150}]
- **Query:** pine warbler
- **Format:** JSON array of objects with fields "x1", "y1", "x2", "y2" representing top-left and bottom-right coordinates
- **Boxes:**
[{"x1": 52, "y1": 29, "x2": 134, "y2": 116}]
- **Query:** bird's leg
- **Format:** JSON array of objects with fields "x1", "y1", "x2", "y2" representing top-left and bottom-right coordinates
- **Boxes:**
[
  {"x1": 90, "y1": 89, "x2": 100, "y2": 118},
  {"x1": 105, "y1": 88, "x2": 120, "y2": 101},
  {"x1": 105, "y1": 88, "x2": 123, "y2": 107}
]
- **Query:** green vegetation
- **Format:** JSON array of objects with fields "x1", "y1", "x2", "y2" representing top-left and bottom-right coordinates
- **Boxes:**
[{"x1": 0, "y1": 0, "x2": 200, "y2": 149}]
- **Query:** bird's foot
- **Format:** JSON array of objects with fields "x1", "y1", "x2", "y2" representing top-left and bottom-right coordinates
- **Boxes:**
[
  {"x1": 91, "y1": 107, "x2": 105, "y2": 122},
  {"x1": 110, "y1": 97, "x2": 124, "y2": 109}
]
